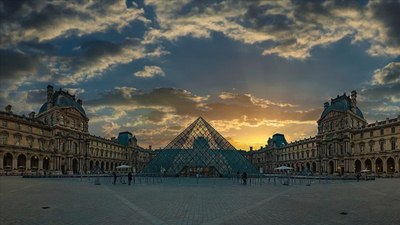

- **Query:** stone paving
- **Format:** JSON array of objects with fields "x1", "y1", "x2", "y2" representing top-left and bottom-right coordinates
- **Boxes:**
[{"x1": 1, "y1": 176, "x2": 399, "y2": 225}]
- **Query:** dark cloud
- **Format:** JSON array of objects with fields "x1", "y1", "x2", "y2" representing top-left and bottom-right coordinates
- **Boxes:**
[
  {"x1": 370, "y1": 0, "x2": 400, "y2": 47},
  {"x1": 0, "y1": 50, "x2": 39, "y2": 89},
  {"x1": 144, "y1": 110, "x2": 167, "y2": 123},
  {"x1": 0, "y1": 0, "x2": 144, "y2": 47}
]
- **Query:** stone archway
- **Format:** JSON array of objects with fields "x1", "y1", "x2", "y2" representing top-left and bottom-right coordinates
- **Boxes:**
[
  {"x1": 101, "y1": 161, "x2": 105, "y2": 171},
  {"x1": 106, "y1": 162, "x2": 109, "y2": 171},
  {"x1": 365, "y1": 159, "x2": 372, "y2": 170},
  {"x1": 90, "y1": 160, "x2": 94, "y2": 170},
  {"x1": 355, "y1": 160, "x2": 361, "y2": 173},
  {"x1": 328, "y1": 161, "x2": 334, "y2": 174},
  {"x1": 312, "y1": 162, "x2": 316, "y2": 173},
  {"x1": 387, "y1": 157, "x2": 395, "y2": 174},
  {"x1": 43, "y1": 156, "x2": 50, "y2": 170},
  {"x1": 31, "y1": 156, "x2": 39, "y2": 171},
  {"x1": 375, "y1": 158, "x2": 383, "y2": 174},
  {"x1": 3, "y1": 153, "x2": 13, "y2": 171},
  {"x1": 17, "y1": 154, "x2": 26, "y2": 171},
  {"x1": 72, "y1": 158, "x2": 78, "y2": 174}
]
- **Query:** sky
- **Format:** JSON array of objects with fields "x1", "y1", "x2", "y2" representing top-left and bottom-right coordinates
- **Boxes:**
[{"x1": 0, "y1": 0, "x2": 399, "y2": 150}]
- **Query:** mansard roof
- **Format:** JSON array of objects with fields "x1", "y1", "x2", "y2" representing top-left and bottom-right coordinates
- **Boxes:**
[
  {"x1": 39, "y1": 89, "x2": 86, "y2": 116},
  {"x1": 320, "y1": 93, "x2": 363, "y2": 120}
]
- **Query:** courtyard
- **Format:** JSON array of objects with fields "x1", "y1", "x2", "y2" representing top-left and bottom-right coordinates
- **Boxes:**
[{"x1": 0, "y1": 176, "x2": 399, "y2": 225}]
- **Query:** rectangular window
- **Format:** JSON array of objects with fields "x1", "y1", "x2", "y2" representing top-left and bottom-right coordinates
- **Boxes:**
[
  {"x1": 391, "y1": 140, "x2": 396, "y2": 150},
  {"x1": 15, "y1": 135, "x2": 21, "y2": 146},
  {"x1": 370, "y1": 131, "x2": 373, "y2": 137},
  {"x1": 380, "y1": 129, "x2": 384, "y2": 135},
  {"x1": 380, "y1": 142, "x2": 384, "y2": 151},
  {"x1": 2, "y1": 120, "x2": 7, "y2": 127},
  {"x1": 392, "y1": 127, "x2": 396, "y2": 134}
]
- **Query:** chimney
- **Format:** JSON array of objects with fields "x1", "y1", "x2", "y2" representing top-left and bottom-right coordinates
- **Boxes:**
[
  {"x1": 5, "y1": 105, "x2": 12, "y2": 113},
  {"x1": 28, "y1": 111, "x2": 35, "y2": 119},
  {"x1": 149, "y1": 145, "x2": 152, "y2": 150},
  {"x1": 249, "y1": 146, "x2": 253, "y2": 151},
  {"x1": 77, "y1": 99, "x2": 82, "y2": 106},
  {"x1": 324, "y1": 102, "x2": 329, "y2": 109},
  {"x1": 351, "y1": 90, "x2": 357, "y2": 113},
  {"x1": 47, "y1": 85, "x2": 54, "y2": 109}
]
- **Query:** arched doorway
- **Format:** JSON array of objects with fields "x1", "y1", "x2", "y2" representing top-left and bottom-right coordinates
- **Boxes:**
[
  {"x1": 90, "y1": 160, "x2": 94, "y2": 170},
  {"x1": 101, "y1": 161, "x2": 104, "y2": 171},
  {"x1": 72, "y1": 158, "x2": 78, "y2": 174},
  {"x1": 387, "y1": 157, "x2": 395, "y2": 174},
  {"x1": 365, "y1": 159, "x2": 372, "y2": 170},
  {"x1": 17, "y1": 154, "x2": 26, "y2": 171},
  {"x1": 106, "y1": 162, "x2": 109, "y2": 171},
  {"x1": 3, "y1": 153, "x2": 13, "y2": 171},
  {"x1": 43, "y1": 157, "x2": 50, "y2": 170},
  {"x1": 355, "y1": 160, "x2": 361, "y2": 173},
  {"x1": 375, "y1": 158, "x2": 383, "y2": 174},
  {"x1": 328, "y1": 161, "x2": 334, "y2": 174},
  {"x1": 312, "y1": 162, "x2": 316, "y2": 173},
  {"x1": 306, "y1": 162, "x2": 310, "y2": 170},
  {"x1": 111, "y1": 162, "x2": 114, "y2": 170},
  {"x1": 31, "y1": 156, "x2": 39, "y2": 171}
]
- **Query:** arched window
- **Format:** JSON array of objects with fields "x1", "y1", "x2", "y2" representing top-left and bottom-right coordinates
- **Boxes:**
[
  {"x1": 73, "y1": 142, "x2": 78, "y2": 154},
  {"x1": 391, "y1": 138, "x2": 396, "y2": 150},
  {"x1": 380, "y1": 140, "x2": 385, "y2": 151}
]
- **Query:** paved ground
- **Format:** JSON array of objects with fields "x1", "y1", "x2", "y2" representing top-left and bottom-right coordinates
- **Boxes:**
[{"x1": 1, "y1": 176, "x2": 399, "y2": 225}]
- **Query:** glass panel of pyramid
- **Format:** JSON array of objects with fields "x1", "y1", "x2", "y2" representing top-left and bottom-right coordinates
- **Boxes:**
[{"x1": 142, "y1": 117, "x2": 257, "y2": 176}]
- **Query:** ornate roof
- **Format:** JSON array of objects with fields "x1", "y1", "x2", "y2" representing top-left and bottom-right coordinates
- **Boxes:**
[
  {"x1": 320, "y1": 94, "x2": 363, "y2": 119},
  {"x1": 39, "y1": 89, "x2": 86, "y2": 116}
]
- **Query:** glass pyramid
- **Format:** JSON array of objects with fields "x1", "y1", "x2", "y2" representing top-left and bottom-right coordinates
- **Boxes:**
[{"x1": 142, "y1": 117, "x2": 257, "y2": 176}]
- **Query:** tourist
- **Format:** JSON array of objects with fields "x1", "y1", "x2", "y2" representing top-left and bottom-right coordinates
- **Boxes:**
[
  {"x1": 128, "y1": 172, "x2": 133, "y2": 185},
  {"x1": 242, "y1": 172, "x2": 247, "y2": 185},
  {"x1": 112, "y1": 171, "x2": 117, "y2": 185}
]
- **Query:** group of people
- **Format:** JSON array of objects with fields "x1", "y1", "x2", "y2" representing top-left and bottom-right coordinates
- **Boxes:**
[{"x1": 112, "y1": 171, "x2": 133, "y2": 185}]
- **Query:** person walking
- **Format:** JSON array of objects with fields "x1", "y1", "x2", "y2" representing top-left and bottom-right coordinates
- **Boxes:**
[
  {"x1": 128, "y1": 172, "x2": 133, "y2": 186},
  {"x1": 112, "y1": 171, "x2": 117, "y2": 185},
  {"x1": 242, "y1": 171, "x2": 247, "y2": 185}
]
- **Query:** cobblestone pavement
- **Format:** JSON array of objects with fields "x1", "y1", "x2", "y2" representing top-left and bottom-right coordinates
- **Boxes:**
[{"x1": 1, "y1": 176, "x2": 399, "y2": 225}]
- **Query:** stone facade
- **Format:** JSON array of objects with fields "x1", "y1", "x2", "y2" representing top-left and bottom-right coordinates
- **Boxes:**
[
  {"x1": 0, "y1": 85, "x2": 153, "y2": 175},
  {"x1": 248, "y1": 91, "x2": 400, "y2": 177}
]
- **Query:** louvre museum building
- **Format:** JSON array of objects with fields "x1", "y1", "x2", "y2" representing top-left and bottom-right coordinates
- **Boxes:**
[{"x1": 0, "y1": 86, "x2": 399, "y2": 177}]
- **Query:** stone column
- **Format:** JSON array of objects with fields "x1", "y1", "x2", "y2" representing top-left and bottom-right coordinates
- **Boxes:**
[
  {"x1": 39, "y1": 157, "x2": 43, "y2": 170},
  {"x1": 12, "y1": 156, "x2": 17, "y2": 171},
  {"x1": 26, "y1": 157, "x2": 31, "y2": 171},
  {"x1": 0, "y1": 153, "x2": 3, "y2": 170},
  {"x1": 383, "y1": 158, "x2": 387, "y2": 173}
]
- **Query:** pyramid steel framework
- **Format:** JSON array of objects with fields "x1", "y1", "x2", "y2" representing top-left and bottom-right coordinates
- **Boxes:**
[{"x1": 142, "y1": 117, "x2": 257, "y2": 176}]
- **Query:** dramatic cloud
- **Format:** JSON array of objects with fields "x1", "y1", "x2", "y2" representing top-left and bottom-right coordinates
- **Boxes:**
[
  {"x1": 372, "y1": 62, "x2": 400, "y2": 85},
  {"x1": 134, "y1": 65, "x2": 165, "y2": 78},
  {"x1": 143, "y1": 0, "x2": 400, "y2": 59},
  {"x1": 359, "y1": 61, "x2": 400, "y2": 120},
  {"x1": 0, "y1": 0, "x2": 147, "y2": 47},
  {"x1": 52, "y1": 39, "x2": 148, "y2": 85}
]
